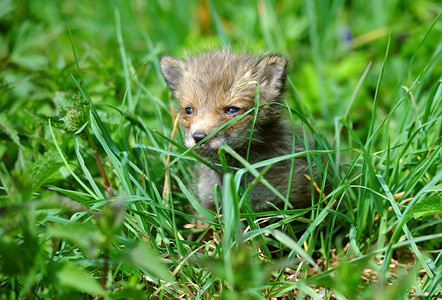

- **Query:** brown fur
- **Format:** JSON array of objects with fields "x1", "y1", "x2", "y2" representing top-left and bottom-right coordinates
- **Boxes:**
[{"x1": 160, "y1": 50, "x2": 314, "y2": 212}]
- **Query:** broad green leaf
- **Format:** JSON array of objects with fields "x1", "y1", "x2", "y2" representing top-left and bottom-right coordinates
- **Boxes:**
[
  {"x1": 0, "y1": 112, "x2": 22, "y2": 149},
  {"x1": 0, "y1": 0, "x2": 14, "y2": 19},
  {"x1": 25, "y1": 109, "x2": 65, "y2": 129},
  {"x1": 56, "y1": 262, "x2": 106, "y2": 296},
  {"x1": 46, "y1": 222, "x2": 105, "y2": 257},
  {"x1": 410, "y1": 195, "x2": 442, "y2": 219},
  {"x1": 126, "y1": 241, "x2": 173, "y2": 283},
  {"x1": 32, "y1": 149, "x2": 64, "y2": 191}
]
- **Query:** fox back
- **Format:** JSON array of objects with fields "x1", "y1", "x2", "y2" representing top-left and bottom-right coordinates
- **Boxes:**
[{"x1": 160, "y1": 50, "x2": 314, "y2": 212}]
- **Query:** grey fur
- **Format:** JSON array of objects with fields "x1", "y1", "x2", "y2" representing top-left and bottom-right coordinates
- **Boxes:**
[{"x1": 160, "y1": 50, "x2": 315, "y2": 212}]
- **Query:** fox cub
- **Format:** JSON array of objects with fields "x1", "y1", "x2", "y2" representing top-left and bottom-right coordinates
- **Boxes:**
[{"x1": 160, "y1": 50, "x2": 314, "y2": 212}]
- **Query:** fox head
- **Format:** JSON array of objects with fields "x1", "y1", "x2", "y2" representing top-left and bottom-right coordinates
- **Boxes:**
[{"x1": 159, "y1": 50, "x2": 287, "y2": 158}]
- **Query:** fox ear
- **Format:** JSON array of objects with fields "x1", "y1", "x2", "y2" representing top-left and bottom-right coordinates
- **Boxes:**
[
  {"x1": 255, "y1": 54, "x2": 288, "y2": 95},
  {"x1": 159, "y1": 55, "x2": 186, "y2": 95}
]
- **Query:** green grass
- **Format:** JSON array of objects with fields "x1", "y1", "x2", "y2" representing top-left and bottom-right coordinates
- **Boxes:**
[{"x1": 0, "y1": 0, "x2": 441, "y2": 298}]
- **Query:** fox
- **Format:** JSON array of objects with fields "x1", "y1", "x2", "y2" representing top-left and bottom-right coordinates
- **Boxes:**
[{"x1": 159, "y1": 50, "x2": 315, "y2": 213}]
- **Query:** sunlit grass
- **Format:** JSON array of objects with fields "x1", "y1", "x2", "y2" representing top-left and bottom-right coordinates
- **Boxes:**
[{"x1": 0, "y1": 0, "x2": 440, "y2": 298}]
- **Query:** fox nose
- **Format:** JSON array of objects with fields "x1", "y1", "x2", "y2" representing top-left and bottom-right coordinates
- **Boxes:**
[{"x1": 193, "y1": 131, "x2": 207, "y2": 143}]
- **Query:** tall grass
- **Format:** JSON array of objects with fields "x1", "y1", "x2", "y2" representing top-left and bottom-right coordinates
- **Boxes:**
[{"x1": 0, "y1": 0, "x2": 441, "y2": 298}]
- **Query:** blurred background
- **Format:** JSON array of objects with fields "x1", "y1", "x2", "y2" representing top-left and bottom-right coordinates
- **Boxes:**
[{"x1": 1, "y1": 0, "x2": 440, "y2": 135}]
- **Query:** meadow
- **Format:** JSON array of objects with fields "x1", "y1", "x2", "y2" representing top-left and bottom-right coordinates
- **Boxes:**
[{"x1": 0, "y1": 0, "x2": 441, "y2": 298}]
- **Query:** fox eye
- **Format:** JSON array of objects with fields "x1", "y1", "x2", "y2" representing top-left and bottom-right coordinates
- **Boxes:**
[
  {"x1": 184, "y1": 106, "x2": 194, "y2": 116},
  {"x1": 225, "y1": 106, "x2": 240, "y2": 115}
]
